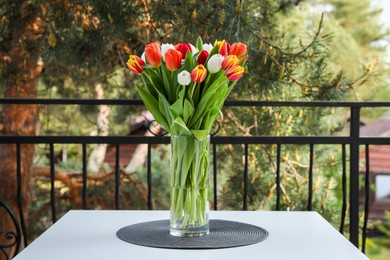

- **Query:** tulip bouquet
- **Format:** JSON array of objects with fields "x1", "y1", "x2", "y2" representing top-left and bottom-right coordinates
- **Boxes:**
[{"x1": 126, "y1": 37, "x2": 247, "y2": 236}]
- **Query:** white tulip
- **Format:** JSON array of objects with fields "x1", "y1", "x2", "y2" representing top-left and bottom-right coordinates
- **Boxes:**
[
  {"x1": 161, "y1": 43, "x2": 175, "y2": 61},
  {"x1": 190, "y1": 44, "x2": 197, "y2": 55},
  {"x1": 202, "y1": 43, "x2": 213, "y2": 53},
  {"x1": 178, "y1": 70, "x2": 192, "y2": 86},
  {"x1": 207, "y1": 54, "x2": 224, "y2": 73},
  {"x1": 141, "y1": 52, "x2": 146, "y2": 63}
]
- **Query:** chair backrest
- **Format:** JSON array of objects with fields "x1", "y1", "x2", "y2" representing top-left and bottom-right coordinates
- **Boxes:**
[{"x1": 0, "y1": 199, "x2": 21, "y2": 260}]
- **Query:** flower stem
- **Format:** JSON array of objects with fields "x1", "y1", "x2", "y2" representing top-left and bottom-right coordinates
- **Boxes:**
[{"x1": 170, "y1": 135, "x2": 210, "y2": 231}]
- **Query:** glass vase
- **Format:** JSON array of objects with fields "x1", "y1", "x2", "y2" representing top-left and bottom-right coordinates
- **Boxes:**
[{"x1": 169, "y1": 135, "x2": 210, "y2": 237}]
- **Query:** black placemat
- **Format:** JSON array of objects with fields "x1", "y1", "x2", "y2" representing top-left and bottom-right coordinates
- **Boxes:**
[{"x1": 116, "y1": 219, "x2": 268, "y2": 249}]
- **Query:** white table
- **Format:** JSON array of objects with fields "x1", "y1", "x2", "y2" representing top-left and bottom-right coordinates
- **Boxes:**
[{"x1": 14, "y1": 210, "x2": 368, "y2": 260}]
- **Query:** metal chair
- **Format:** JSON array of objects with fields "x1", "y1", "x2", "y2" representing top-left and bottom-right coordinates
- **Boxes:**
[{"x1": 0, "y1": 199, "x2": 21, "y2": 260}]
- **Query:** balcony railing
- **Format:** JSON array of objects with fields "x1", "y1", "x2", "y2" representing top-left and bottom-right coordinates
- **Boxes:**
[{"x1": 1, "y1": 98, "x2": 390, "y2": 257}]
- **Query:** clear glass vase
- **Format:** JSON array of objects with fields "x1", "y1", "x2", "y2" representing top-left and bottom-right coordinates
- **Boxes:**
[{"x1": 169, "y1": 135, "x2": 210, "y2": 237}]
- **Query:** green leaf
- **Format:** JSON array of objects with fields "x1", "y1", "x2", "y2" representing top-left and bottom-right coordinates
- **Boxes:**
[
  {"x1": 209, "y1": 45, "x2": 220, "y2": 57},
  {"x1": 147, "y1": 69, "x2": 167, "y2": 97},
  {"x1": 203, "y1": 107, "x2": 221, "y2": 131},
  {"x1": 158, "y1": 93, "x2": 173, "y2": 126},
  {"x1": 171, "y1": 69, "x2": 180, "y2": 96},
  {"x1": 185, "y1": 83, "x2": 195, "y2": 110},
  {"x1": 182, "y1": 51, "x2": 194, "y2": 73},
  {"x1": 161, "y1": 63, "x2": 173, "y2": 102},
  {"x1": 196, "y1": 36, "x2": 203, "y2": 51},
  {"x1": 143, "y1": 64, "x2": 155, "y2": 69},
  {"x1": 169, "y1": 87, "x2": 185, "y2": 118},
  {"x1": 192, "y1": 83, "x2": 201, "y2": 105},
  {"x1": 171, "y1": 117, "x2": 192, "y2": 136},
  {"x1": 140, "y1": 73, "x2": 158, "y2": 98},
  {"x1": 223, "y1": 81, "x2": 237, "y2": 100},
  {"x1": 203, "y1": 69, "x2": 224, "y2": 94},
  {"x1": 191, "y1": 130, "x2": 209, "y2": 141},
  {"x1": 136, "y1": 85, "x2": 169, "y2": 131},
  {"x1": 183, "y1": 98, "x2": 194, "y2": 123},
  {"x1": 189, "y1": 76, "x2": 228, "y2": 128}
]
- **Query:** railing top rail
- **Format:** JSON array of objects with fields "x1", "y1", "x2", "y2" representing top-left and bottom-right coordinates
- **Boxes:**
[
  {"x1": 1, "y1": 98, "x2": 390, "y2": 107},
  {"x1": 0, "y1": 135, "x2": 390, "y2": 145}
]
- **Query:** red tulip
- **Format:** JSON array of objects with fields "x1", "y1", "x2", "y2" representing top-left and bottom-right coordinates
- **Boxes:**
[
  {"x1": 145, "y1": 42, "x2": 162, "y2": 67},
  {"x1": 226, "y1": 65, "x2": 245, "y2": 82},
  {"x1": 221, "y1": 55, "x2": 239, "y2": 70},
  {"x1": 174, "y1": 43, "x2": 192, "y2": 58},
  {"x1": 197, "y1": 50, "x2": 209, "y2": 65},
  {"x1": 191, "y1": 64, "x2": 207, "y2": 83},
  {"x1": 214, "y1": 40, "x2": 228, "y2": 56},
  {"x1": 126, "y1": 55, "x2": 145, "y2": 75},
  {"x1": 229, "y1": 42, "x2": 247, "y2": 58},
  {"x1": 165, "y1": 49, "x2": 182, "y2": 71}
]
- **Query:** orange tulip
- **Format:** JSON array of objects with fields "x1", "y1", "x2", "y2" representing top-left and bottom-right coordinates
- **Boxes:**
[
  {"x1": 221, "y1": 55, "x2": 239, "y2": 70},
  {"x1": 226, "y1": 65, "x2": 245, "y2": 82},
  {"x1": 191, "y1": 64, "x2": 207, "y2": 83},
  {"x1": 165, "y1": 49, "x2": 182, "y2": 71},
  {"x1": 145, "y1": 42, "x2": 162, "y2": 67},
  {"x1": 214, "y1": 40, "x2": 228, "y2": 56},
  {"x1": 229, "y1": 42, "x2": 247, "y2": 58},
  {"x1": 126, "y1": 55, "x2": 145, "y2": 75}
]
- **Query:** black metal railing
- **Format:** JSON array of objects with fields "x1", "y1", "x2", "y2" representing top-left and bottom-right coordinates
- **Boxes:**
[
  {"x1": 0, "y1": 199, "x2": 21, "y2": 260},
  {"x1": 1, "y1": 98, "x2": 390, "y2": 255}
]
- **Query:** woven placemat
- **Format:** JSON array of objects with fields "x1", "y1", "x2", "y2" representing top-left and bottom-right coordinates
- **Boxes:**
[{"x1": 116, "y1": 219, "x2": 268, "y2": 249}]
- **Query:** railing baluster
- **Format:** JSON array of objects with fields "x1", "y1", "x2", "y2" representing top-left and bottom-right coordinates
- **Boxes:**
[
  {"x1": 2, "y1": 99, "x2": 390, "y2": 251},
  {"x1": 243, "y1": 144, "x2": 248, "y2": 210},
  {"x1": 276, "y1": 144, "x2": 281, "y2": 211},
  {"x1": 339, "y1": 144, "x2": 347, "y2": 234},
  {"x1": 49, "y1": 143, "x2": 57, "y2": 223},
  {"x1": 362, "y1": 144, "x2": 370, "y2": 253},
  {"x1": 115, "y1": 143, "x2": 120, "y2": 210},
  {"x1": 16, "y1": 143, "x2": 28, "y2": 247},
  {"x1": 82, "y1": 143, "x2": 87, "y2": 210},
  {"x1": 307, "y1": 144, "x2": 314, "y2": 211},
  {"x1": 349, "y1": 107, "x2": 360, "y2": 248},
  {"x1": 213, "y1": 143, "x2": 218, "y2": 211},
  {"x1": 147, "y1": 144, "x2": 153, "y2": 210}
]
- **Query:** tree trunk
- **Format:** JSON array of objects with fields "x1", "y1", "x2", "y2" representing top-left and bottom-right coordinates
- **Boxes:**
[
  {"x1": 88, "y1": 83, "x2": 110, "y2": 173},
  {"x1": 0, "y1": 12, "x2": 44, "y2": 253}
]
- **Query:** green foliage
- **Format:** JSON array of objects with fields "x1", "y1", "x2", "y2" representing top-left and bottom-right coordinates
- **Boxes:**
[
  {"x1": 366, "y1": 236, "x2": 390, "y2": 259},
  {"x1": 1, "y1": 0, "x2": 389, "y2": 243},
  {"x1": 376, "y1": 211, "x2": 390, "y2": 238}
]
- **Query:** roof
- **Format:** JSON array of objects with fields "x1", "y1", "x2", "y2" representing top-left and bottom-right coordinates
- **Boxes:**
[
  {"x1": 360, "y1": 145, "x2": 390, "y2": 174},
  {"x1": 359, "y1": 115, "x2": 390, "y2": 173},
  {"x1": 360, "y1": 118, "x2": 390, "y2": 137}
]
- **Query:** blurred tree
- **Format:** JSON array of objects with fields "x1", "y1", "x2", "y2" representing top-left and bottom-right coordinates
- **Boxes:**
[
  {"x1": 0, "y1": 0, "x2": 148, "y2": 248},
  {"x1": 317, "y1": 0, "x2": 389, "y2": 100},
  {"x1": 216, "y1": 0, "x2": 389, "y2": 221},
  {"x1": 0, "y1": 0, "x2": 389, "y2": 249},
  {"x1": 0, "y1": 1, "x2": 46, "y2": 249}
]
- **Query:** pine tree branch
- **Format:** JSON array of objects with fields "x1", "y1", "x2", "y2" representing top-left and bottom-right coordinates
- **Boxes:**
[
  {"x1": 285, "y1": 159, "x2": 306, "y2": 183},
  {"x1": 33, "y1": 166, "x2": 149, "y2": 207},
  {"x1": 249, "y1": 13, "x2": 324, "y2": 58},
  {"x1": 268, "y1": 53, "x2": 372, "y2": 93},
  {"x1": 225, "y1": 108, "x2": 256, "y2": 135},
  {"x1": 117, "y1": 45, "x2": 127, "y2": 68}
]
